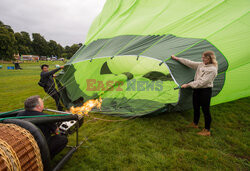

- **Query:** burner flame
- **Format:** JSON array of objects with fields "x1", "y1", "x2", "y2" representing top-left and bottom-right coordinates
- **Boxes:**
[{"x1": 70, "y1": 97, "x2": 102, "y2": 115}]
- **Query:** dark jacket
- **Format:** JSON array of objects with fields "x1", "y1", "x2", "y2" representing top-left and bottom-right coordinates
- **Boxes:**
[
  {"x1": 17, "y1": 110, "x2": 57, "y2": 140},
  {"x1": 40, "y1": 68, "x2": 60, "y2": 92}
]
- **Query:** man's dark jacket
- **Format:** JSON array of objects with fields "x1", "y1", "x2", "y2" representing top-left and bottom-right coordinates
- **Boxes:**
[
  {"x1": 40, "y1": 68, "x2": 60, "y2": 92},
  {"x1": 17, "y1": 110, "x2": 57, "y2": 140}
]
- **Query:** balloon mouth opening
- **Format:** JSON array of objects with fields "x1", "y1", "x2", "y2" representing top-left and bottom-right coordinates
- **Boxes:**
[{"x1": 61, "y1": 56, "x2": 179, "y2": 115}]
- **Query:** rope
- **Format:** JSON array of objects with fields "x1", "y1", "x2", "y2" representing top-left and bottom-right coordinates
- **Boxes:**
[
  {"x1": 87, "y1": 115, "x2": 137, "y2": 122},
  {"x1": 77, "y1": 115, "x2": 136, "y2": 146},
  {"x1": 43, "y1": 35, "x2": 151, "y2": 103},
  {"x1": 0, "y1": 114, "x2": 71, "y2": 122},
  {"x1": 42, "y1": 59, "x2": 79, "y2": 101},
  {"x1": 74, "y1": 108, "x2": 137, "y2": 122},
  {"x1": 42, "y1": 76, "x2": 76, "y2": 101},
  {"x1": 43, "y1": 44, "x2": 85, "y2": 101},
  {"x1": 0, "y1": 108, "x2": 24, "y2": 116},
  {"x1": 0, "y1": 105, "x2": 135, "y2": 123}
]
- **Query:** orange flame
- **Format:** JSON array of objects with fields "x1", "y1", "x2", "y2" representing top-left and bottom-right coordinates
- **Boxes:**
[{"x1": 70, "y1": 97, "x2": 102, "y2": 116}]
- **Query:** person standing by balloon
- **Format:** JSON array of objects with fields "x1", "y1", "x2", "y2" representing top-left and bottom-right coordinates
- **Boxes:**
[
  {"x1": 39, "y1": 64, "x2": 64, "y2": 111},
  {"x1": 171, "y1": 51, "x2": 218, "y2": 136}
]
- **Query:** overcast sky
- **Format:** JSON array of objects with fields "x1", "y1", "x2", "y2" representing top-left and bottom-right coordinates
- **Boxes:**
[{"x1": 0, "y1": 0, "x2": 106, "y2": 46}]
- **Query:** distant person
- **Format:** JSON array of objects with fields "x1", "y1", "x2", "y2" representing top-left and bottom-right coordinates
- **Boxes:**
[
  {"x1": 39, "y1": 64, "x2": 64, "y2": 111},
  {"x1": 171, "y1": 51, "x2": 218, "y2": 136},
  {"x1": 17, "y1": 95, "x2": 68, "y2": 158},
  {"x1": 13, "y1": 60, "x2": 22, "y2": 70}
]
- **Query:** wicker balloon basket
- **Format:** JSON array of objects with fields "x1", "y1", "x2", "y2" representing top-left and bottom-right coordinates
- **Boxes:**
[
  {"x1": 0, "y1": 147, "x2": 12, "y2": 171},
  {"x1": 0, "y1": 123, "x2": 43, "y2": 171}
]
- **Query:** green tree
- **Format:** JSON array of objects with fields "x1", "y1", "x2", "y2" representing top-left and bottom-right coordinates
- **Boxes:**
[
  {"x1": 0, "y1": 20, "x2": 82, "y2": 60},
  {"x1": 57, "y1": 44, "x2": 64, "y2": 57},
  {"x1": 15, "y1": 32, "x2": 30, "y2": 55},
  {"x1": 32, "y1": 33, "x2": 49, "y2": 56},
  {"x1": 0, "y1": 21, "x2": 17, "y2": 60},
  {"x1": 47, "y1": 40, "x2": 64, "y2": 57},
  {"x1": 3, "y1": 25, "x2": 14, "y2": 33},
  {"x1": 21, "y1": 31, "x2": 33, "y2": 53},
  {"x1": 63, "y1": 44, "x2": 81, "y2": 59},
  {"x1": 0, "y1": 21, "x2": 4, "y2": 27},
  {"x1": 47, "y1": 40, "x2": 57, "y2": 56}
]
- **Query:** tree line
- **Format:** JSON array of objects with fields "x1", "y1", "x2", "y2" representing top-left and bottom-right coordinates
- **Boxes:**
[{"x1": 0, "y1": 20, "x2": 81, "y2": 61}]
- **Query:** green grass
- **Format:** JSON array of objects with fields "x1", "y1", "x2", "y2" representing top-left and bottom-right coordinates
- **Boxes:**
[{"x1": 0, "y1": 62, "x2": 249, "y2": 170}]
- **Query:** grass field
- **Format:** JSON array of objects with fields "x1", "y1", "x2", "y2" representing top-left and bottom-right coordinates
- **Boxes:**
[{"x1": 0, "y1": 62, "x2": 249, "y2": 170}]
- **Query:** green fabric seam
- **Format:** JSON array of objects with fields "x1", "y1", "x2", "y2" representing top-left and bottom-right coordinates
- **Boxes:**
[
  {"x1": 206, "y1": 12, "x2": 249, "y2": 40},
  {"x1": 213, "y1": 72, "x2": 226, "y2": 98},
  {"x1": 85, "y1": 1, "x2": 123, "y2": 45},
  {"x1": 139, "y1": 35, "x2": 168, "y2": 56},
  {"x1": 92, "y1": 39, "x2": 113, "y2": 59},
  {"x1": 163, "y1": 39, "x2": 205, "y2": 62},
  {"x1": 114, "y1": 35, "x2": 139, "y2": 55},
  {"x1": 206, "y1": 39, "x2": 229, "y2": 72},
  {"x1": 69, "y1": 45, "x2": 88, "y2": 64},
  {"x1": 226, "y1": 61, "x2": 250, "y2": 72}
]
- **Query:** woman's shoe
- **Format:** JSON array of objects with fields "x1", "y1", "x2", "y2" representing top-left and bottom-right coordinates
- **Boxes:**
[
  {"x1": 187, "y1": 122, "x2": 198, "y2": 129},
  {"x1": 197, "y1": 129, "x2": 211, "y2": 136}
]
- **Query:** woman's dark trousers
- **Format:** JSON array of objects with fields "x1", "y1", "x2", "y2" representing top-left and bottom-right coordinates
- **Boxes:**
[{"x1": 192, "y1": 88, "x2": 212, "y2": 130}]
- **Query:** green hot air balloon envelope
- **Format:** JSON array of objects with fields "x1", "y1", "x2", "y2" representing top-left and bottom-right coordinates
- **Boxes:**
[{"x1": 56, "y1": 0, "x2": 250, "y2": 117}]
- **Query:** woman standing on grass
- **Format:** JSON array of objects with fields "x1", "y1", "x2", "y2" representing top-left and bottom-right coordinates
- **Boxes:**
[{"x1": 171, "y1": 51, "x2": 218, "y2": 136}]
